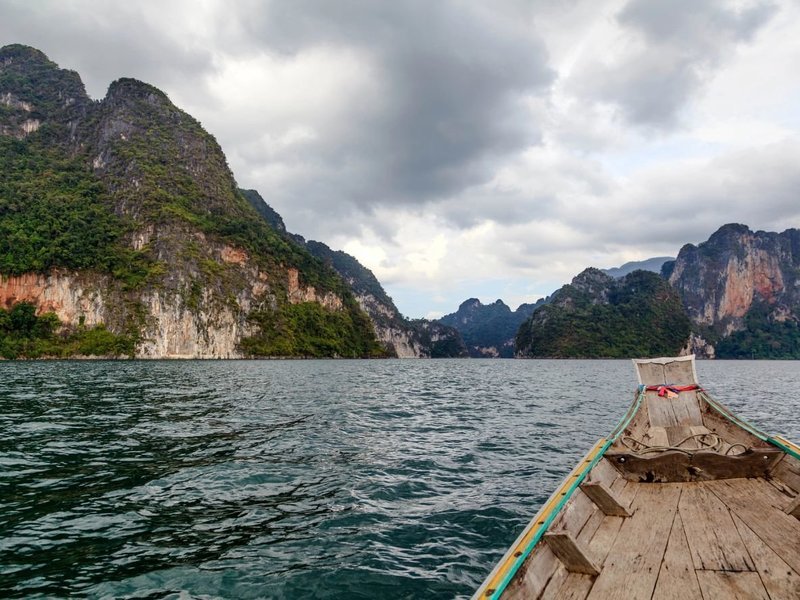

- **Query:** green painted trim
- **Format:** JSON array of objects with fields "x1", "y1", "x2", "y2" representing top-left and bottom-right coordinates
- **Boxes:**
[
  {"x1": 767, "y1": 436, "x2": 800, "y2": 462},
  {"x1": 699, "y1": 390, "x2": 769, "y2": 441},
  {"x1": 699, "y1": 390, "x2": 800, "y2": 461},
  {"x1": 488, "y1": 389, "x2": 646, "y2": 600}
]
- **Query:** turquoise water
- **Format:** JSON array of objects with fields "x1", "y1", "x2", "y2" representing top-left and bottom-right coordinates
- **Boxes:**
[{"x1": 1, "y1": 359, "x2": 798, "y2": 599}]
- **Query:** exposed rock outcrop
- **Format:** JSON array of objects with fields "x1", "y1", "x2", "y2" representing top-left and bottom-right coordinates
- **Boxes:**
[
  {"x1": 666, "y1": 224, "x2": 800, "y2": 357},
  {"x1": 0, "y1": 44, "x2": 380, "y2": 358}
]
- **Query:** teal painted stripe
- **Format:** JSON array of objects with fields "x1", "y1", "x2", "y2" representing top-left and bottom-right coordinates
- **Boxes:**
[
  {"x1": 699, "y1": 391, "x2": 769, "y2": 441},
  {"x1": 488, "y1": 389, "x2": 646, "y2": 600},
  {"x1": 767, "y1": 436, "x2": 800, "y2": 462},
  {"x1": 700, "y1": 390, "x2": 800, "y2": 461},
  {"x1": 488, "y1": 440, "x2": 611, "y2": 600}
]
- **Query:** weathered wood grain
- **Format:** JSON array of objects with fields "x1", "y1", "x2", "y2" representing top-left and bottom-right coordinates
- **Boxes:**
[
  {"x1": 651, "y1": 512, "x2": 702, "y2": 600},
  {"x1": 691, "y1": 448, "x2": 783, "y2": 480},
  {"x1": 539, "y1": 564, "x2": 569, "y2": 600},
  {"x1": 645, "y1": 426, "x2": 669, "y2": 448},
  {"x1": 700, "y1": 407, "x2": 763, "y2": 449},
  {"x1": 695, "y1": 571, "x2": 769, "y2": 599},
  {"x1": 506, "y1": 545, "x2": 559, "y2": 600},
  {"x1": 666, "y1": 425, "x2": 697, "y2": 448},
  {"x1": 670, "y1": 392, "x2": 703, "y2": 427},
  {"x1": 605, "y1": 450, "x2": 691, "y2": 482},
  {"x1": 678, "y1": 482, "x2": 754, "y2": 572},
  {"x1": 785, "y1": 494, "x2": 800, "y2": 519},
  {"x1": 609, "y1": 471, "x2": 637, "y2": 508},
  {"x1": 580, "y1": 482, "x2": 632, "y2": 517},
  {"x1": 732, "y1": 512, "x2": 800, "y2": 599},
  {"x1": 543, "y1": 572, "x2": 594, "y2": 600},
  {"x1": 585, "y1": 483, "x2": 681, "y2": 600},
  {"x1": 706, "y1": 478, "x2": 800, "y2": 577},
  {"x1": 646, "y1": 393, "x2": 678, "y2": 428},
  {"x1": 772, "y1": 454, "x2": 800, "y2": 495},
  {"x1": 551, "y1": 489, "x2": 596, "y2": 534},
  {"x1": 544, "y1": 531, "x2": 600, "y2": 575},
  {"x1": 588, "y1": 456, "x2": 622, "y2": 487},
  {"x1": 586, "y1": 515, "x2": 625, "y2": 567}
]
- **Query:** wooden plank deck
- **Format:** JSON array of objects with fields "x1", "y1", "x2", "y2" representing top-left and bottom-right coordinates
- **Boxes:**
[{"x1": 536, "y1": 477, "x2": 800, "y2": 599}]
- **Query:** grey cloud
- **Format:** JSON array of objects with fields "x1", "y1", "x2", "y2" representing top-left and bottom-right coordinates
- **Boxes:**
[
  {"x1": 0, "y1": 0, "x2": 214, "y2": 100},
  {"x1": 575, "y1": 0, "x2": 778, "y2": 128},
  {"x1": 235, "y1": 1, "x2": 554, "y2": 207},
  {"x1": 567, "y1": 139, "x2": 800, "y2": 250},
  {"x1": 618, "y1": 0, "x2": 776, "y2": 45}
]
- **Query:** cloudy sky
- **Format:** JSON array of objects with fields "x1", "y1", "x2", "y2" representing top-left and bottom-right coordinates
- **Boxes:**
[{"x1": 2, "y1": 0, "x2": 799, "y2": 318}]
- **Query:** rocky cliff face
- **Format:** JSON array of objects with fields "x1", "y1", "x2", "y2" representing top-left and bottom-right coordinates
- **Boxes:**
[
  {"x1": 0, "y1": 44, "x2": 381, "y2": 358},
  {"x1": 666, "y1": 223, "x2": 800, "y2": 357},
  {"x1": 241, "y1": 190, "x2": 466, "y2": 358}
]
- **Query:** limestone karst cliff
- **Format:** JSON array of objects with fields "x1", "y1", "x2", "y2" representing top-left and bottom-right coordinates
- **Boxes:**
[
  {"x1": 514, "y1": 225, "x2": 800, "y2": 359},
  {"x1": 665, "y1": 223, "x2": 800, "y2": 358},
  {"x1": 0, "y1": 44, "x2": 381, "y2": 358},
  {"x1": 241, "y1": 189, "x2": 467, "y2": 358}
]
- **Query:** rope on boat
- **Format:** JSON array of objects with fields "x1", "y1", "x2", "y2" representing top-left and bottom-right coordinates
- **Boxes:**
[{"x1": 620, "y1": 432, "x2": 748, "y2": 456}]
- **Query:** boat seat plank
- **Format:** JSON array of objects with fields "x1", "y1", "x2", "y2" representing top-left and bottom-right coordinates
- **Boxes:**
[
  {"x1": 692, "y1": 448, "x2": 783, "y2": 479},
  {"x1": 705, "y1": 478, "x2": 800, "y2": 577},
  {"x1": 579, "y1": 482, "x2": 631, "y2": 517},
  {"x1": 732, "y1": 512, "x2": 800, "y2": 599},
  {"x1": 651, "y1": 512, "x2": 702, "y2": 600},
  {"x1": 606, "y1": 450, "x2": 691, "y2": 482},
  {"x1": 678, "y1": 482, "x2": 754, "y2": 572},
  {"x1": 606, "y1": 447, "x2": 784, "y2": 483},
  {"x1": 695, "y1": 571, "x2": 769, "y2": 599},
  {"x1": 544, "y1": 531, "x2": 600, "y2": 575},
  {"x1": 585, "y1": 483, "x2": 681, "y2": 600}
]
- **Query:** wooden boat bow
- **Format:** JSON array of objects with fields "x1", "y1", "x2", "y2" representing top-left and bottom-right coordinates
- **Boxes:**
[{"x1": 473, "y1": 355, "x2": 800, "y2": 600}]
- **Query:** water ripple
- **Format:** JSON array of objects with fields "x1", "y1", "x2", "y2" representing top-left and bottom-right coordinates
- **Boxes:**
[{"x1": 1, "y1": 359, "x2": 797, "y2": 598}]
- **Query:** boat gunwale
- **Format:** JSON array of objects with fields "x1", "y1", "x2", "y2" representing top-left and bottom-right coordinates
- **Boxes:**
[
  {"x1": 472, "y1": 387, "x2": 647, "y2": 600},
  {"x1": 472, "y1": 358, "x2": 799, "y2": 600}
]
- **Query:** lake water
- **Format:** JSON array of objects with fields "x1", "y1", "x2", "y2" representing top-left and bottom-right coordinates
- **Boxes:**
[{"x1": 1, "y1": 359, "x2": 798, "y2": 599}]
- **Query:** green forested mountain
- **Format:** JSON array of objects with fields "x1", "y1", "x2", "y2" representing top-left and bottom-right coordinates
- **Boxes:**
[
  {"x1": 438, "y1": 298, "x2": 539, "y2": 357},
  {"x1": 242, "y1": 190, "x2": 467, "y2": 357},
  {"x1": 516, "y1": 269, "x2": 690, "y2": 358},
  {"x1": 0, "y1": 44, "x2": 381, "y2": 358}
]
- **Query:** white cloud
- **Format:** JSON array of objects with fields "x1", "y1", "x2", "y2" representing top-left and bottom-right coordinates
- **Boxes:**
[{"x1": 1, "y1": 0, "x2": 799, "y2": 318}]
